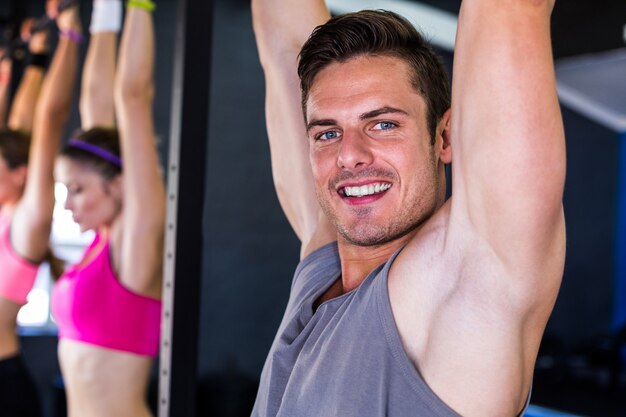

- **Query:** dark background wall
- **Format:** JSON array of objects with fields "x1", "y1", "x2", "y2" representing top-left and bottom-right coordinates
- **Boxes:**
[
  {"x1": 196, "y1": 1, "x2": 299, "y2": 411},
  {"x1": 412, "y1": 0, "x2": 626, "y2": 58},
  {"x1": 3, "y1": 0, "x2": 625, "y2": 416},
  {"x1": 548, "y1": 108, "x2": 618, "y2": 347}
]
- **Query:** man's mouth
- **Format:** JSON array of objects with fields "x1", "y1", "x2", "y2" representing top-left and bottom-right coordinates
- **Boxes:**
[{"x1": 339, "y1": 182, "x2": 392, "y2": 198}]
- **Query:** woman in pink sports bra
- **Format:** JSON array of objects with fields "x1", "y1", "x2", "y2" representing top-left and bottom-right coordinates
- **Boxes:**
[
  {"x1": 0, "y1": 2, "x2": 81, "y2": 416},
  {"x1": 52, "y1": 1, "x2": 164, "y2": 416}
]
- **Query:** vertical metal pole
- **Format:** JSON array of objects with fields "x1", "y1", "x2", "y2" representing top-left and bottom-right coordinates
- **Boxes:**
[
  {"x1": 614, "y1": 132, "x2": 626, "y2": 330},
  {"x1": 159, "y1": 0, "x2": 213, "y2": 416}
]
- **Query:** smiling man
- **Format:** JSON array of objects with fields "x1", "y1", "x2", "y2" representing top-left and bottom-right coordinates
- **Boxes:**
[{"x1": 251, "y1": 1, "x2": 565, "y2": 416}]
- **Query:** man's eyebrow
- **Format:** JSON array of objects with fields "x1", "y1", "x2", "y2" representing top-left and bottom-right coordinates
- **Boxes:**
[
  {"x1": 306, "y1": 119, "x2": 337, "y2": 133},
  {"x1": 306, "y1": 107, "x2": 408, "y2": 132},
  {"x1": 360, "y1": 106, "x2": 408, "y2": 120}
]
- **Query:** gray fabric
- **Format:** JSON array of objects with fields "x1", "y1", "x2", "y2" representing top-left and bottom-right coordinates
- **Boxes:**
[{"x1": 252, "y1": 242, "x2": 461, "y2": 417}]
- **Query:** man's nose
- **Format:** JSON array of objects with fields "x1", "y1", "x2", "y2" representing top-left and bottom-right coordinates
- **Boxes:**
[{"x1": 337, "y1": 130, "x2": 374, "y2": 170}]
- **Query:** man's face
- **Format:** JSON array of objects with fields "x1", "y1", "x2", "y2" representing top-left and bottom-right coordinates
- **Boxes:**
[{"x1": 306, "y1": 55, "x2": 448, "y2": 247}]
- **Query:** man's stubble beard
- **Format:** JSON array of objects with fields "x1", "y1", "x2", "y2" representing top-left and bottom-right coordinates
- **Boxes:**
[{"x1": 317, "y1": 159, "x2": 441, "y2": 248}]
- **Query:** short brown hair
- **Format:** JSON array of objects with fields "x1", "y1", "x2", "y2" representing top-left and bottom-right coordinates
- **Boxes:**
[{"x1": 298, "y1": 10, "x2": 451, "y2": 142}]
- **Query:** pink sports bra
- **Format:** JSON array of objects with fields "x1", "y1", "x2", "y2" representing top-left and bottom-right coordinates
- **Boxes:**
[
  {"x1": 0, "y1": 212, "x2": 39, "y2": 305},
  {"x1": 51, "y1": 233, "x2": 161, "y2": 357}
]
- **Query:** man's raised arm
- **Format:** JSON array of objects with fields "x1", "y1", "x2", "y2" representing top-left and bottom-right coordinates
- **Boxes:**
[
  {"x1": 450, "y1": 0, "x2": 566, "y2": 292},
  {"x1": 251, "y1": 0, "x2": 334, "y2": 257}
]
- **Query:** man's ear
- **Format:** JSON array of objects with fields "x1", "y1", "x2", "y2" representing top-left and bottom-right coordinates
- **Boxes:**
[{"x1": 436, "y1": 108, "x2": 452, "y2": 164}]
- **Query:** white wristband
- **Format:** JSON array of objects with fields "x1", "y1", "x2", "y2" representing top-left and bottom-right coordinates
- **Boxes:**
[{"x1": 90, "y1": 0, "x2": 123, "y2": 34}]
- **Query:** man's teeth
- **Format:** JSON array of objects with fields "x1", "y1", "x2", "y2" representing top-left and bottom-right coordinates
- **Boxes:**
[{"x1": 344, "y1": 183, "x2": 391, "y2": 197}]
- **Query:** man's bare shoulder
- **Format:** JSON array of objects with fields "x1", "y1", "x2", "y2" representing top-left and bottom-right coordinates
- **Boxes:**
[{"x1": 387, "y1": 197, "x2": 563, "y2": 416}]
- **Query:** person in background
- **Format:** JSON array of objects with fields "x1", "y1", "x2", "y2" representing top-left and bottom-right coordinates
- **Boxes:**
[
  {"x1": 52, "y1": 0, "x2": 164, "y2": 415},
  {"x1": 0, "y1": 2, "x2": 81, "y2": 416}
]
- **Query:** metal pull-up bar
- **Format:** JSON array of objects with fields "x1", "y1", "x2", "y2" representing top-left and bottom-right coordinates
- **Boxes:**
[{"x1": 160, "y1": 0, "x2": 213, "y2": 416}]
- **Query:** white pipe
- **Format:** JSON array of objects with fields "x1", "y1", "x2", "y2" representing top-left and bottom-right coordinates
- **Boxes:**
[{"x1": 325, "y1": 0, "x2": 458, "y2": 51}]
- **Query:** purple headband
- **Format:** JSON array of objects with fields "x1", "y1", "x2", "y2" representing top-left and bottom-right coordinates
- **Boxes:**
[{"x1": 68, "y1": 139, "x2": 122, "y2": 167}]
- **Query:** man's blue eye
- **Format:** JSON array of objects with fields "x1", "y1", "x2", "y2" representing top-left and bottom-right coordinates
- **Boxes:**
[
  {"x1": 319, "y1": 130, "x2": 339, "y2": 140},
  {"x1": 377, "y1": 121, "x2": 395, "y2": 130}
]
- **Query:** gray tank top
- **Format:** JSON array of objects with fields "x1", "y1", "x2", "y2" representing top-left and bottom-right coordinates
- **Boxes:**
[{"x1": 251, "y1": 242, "x2": 462, "y2": 417}]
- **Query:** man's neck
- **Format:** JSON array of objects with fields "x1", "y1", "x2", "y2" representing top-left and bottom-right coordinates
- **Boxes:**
[{"x1": 337, "y1": 231, "x2": 417, "y2": 293}]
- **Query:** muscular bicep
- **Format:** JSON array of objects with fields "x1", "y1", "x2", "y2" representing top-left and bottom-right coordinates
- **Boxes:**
[
  {"x1": 449, "y1": 0, "x2": 565, "y2": 271},
  {"x1": 252, "y1": 0, "x2": 334, "y2": 256}
]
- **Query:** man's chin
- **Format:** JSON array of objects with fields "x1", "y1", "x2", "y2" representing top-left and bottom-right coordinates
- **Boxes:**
[
  {"x1": 336, "y1": 222, "x2": 392, "y2": 247},
  {"x1": 335, "y1": 215, "x2": 423, "y2": 248}
]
